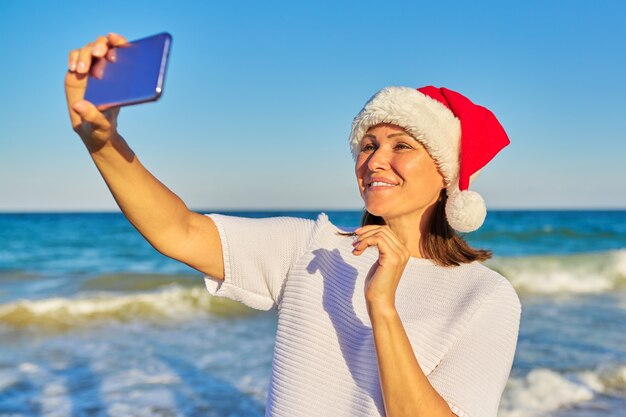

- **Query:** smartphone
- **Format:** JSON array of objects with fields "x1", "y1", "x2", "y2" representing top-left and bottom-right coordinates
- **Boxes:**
[{"x1": 84, "y1": 32, "x2": 172, "y2": 110}]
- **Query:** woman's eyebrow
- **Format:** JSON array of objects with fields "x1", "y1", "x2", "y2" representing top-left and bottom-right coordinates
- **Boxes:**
[
  {"x1": 363, "y1": 132, "x2": 411, "y2": 140},
  {"x1": 387, "y1": 132, "x2": 411, "y2": 138}
]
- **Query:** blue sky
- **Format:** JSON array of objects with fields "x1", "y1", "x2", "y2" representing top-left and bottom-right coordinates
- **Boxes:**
[{"x1": 1, "y1": 0, "x2": 625, "y2": 211}]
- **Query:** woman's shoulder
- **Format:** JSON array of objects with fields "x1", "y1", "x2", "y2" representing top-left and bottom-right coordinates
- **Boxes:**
[
  {"x1": 465, "y1": 260, "x2": 521, "y2": 312},
  {"x1": 464, "y1": 259, "x2": 508, "y2": 281},
  {"x1": 441, "y1": 260, "x2": 520, "y2": 309}
]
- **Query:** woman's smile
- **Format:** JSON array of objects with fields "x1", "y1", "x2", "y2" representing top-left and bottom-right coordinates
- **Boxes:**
[{"x1": 367, "y1": 177, "x2": 400, "y2": 191}]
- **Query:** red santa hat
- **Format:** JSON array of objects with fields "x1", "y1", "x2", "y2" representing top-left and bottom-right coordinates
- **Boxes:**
[{"x1": 349, "y1": 86, "x2": 510, "y2": 233}]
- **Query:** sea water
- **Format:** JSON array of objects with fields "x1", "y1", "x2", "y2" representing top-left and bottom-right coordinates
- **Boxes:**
[{"x1": 0, "y1": 210, "x2": 625, "y2": 416}]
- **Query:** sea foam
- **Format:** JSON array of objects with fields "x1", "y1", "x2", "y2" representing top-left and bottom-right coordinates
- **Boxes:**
[
  {"x1": 485, "y1": 248, "x2": 626, "y2": 294},
  {"x1": 0, "y1": 285, "x2": 256, "y2": 331},
  {"x1": 499, "y1": 365, "x2": 626, "y2": 416}
]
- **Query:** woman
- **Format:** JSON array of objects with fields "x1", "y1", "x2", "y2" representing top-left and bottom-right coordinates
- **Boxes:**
[{"x1": 65, "y1": 33, "x2": 521, "y2": 417}]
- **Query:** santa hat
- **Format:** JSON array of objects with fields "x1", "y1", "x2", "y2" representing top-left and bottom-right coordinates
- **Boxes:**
[{"x1": 349, "y1": 86, "x2": 510, "y2": 233}]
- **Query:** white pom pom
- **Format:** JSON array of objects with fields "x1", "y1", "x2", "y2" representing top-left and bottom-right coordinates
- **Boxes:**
[{"x1": 445, "y1": 189, "x2": 487, "y2": 233}]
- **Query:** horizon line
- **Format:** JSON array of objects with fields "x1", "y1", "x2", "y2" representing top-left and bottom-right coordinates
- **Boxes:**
[{"x1": 1, "y1": 207, "x2": 626, "y2": 214}]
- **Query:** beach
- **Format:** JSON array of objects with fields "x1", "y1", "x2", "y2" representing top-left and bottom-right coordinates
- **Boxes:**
[{"x1": 1, "y1": 210, "x2": 625, "y2": 416}]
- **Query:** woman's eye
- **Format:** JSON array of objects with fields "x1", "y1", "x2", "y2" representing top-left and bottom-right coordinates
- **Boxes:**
[
  {"x1": 395, "y1": 143, "x2": 412, "y2": 150},
  {"x1": 361, "y1": 144, "x2": 375, "y2": 151}
]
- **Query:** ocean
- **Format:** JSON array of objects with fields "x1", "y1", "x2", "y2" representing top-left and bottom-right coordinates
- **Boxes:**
[{"x1": 0, "y1": 210, "x2": 625, "y2": 416}]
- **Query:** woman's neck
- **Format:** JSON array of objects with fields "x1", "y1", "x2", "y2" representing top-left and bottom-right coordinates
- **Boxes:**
[{"x1": 382, "y1": 197, "x2": 439, "y2": 258}]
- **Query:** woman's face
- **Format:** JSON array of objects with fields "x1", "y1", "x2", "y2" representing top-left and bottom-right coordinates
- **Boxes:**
[{"x1": 355, "y1": 123, "x2": 446, "y2": 222}]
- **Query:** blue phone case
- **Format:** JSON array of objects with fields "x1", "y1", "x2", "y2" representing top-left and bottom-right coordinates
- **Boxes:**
[{"x1": 84, "y1": 32, "x2": 172, "y2": 110}]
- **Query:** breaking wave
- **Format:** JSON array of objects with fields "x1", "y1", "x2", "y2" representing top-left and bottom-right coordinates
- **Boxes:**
[
  {"x1": 499, "y1": 365, "x2": 626, "y2": 416},
  {"x1": 0, "y1": 285, "x2": 257, "y2": 331},
  {"x1": 485, "y1": 248, "x2": 626, "y2": 294}
]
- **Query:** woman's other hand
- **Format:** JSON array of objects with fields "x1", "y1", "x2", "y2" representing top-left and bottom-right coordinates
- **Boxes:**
[
  {"x1": 352, "y1": 225, "x2": 411, "y2": 312},
  {"x1": 64, "y1": 32, "x2": 128, "y2": 153}
]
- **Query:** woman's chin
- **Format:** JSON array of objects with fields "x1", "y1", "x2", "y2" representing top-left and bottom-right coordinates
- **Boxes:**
[{"x1": 364, "y1": 204, "x2": 391, "y2": 218}]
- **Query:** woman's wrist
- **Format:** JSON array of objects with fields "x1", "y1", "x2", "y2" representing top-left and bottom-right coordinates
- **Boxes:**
[
  {"x1": 366, "y1": 298, "x2": 398, "y2": 321},
  {"x1": 86, "y1": 132, "x2": 132, "y2": 159}
]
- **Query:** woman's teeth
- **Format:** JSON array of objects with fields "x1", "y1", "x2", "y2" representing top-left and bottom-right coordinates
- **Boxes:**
[{"x1": 370, "y1": 182, "x2": 396, "y2": 187}]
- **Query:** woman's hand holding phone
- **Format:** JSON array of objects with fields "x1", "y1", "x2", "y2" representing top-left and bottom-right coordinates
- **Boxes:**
[{"x1": 65, "y1": 33, "x2": 128, "y2": 153}]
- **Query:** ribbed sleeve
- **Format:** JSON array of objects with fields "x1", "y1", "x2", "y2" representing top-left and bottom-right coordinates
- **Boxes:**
[
  {"x1": 427, "y1": 278, "x2": 522, "y2": 417},
  {"x1": 202, "y1": 213, "x2": 320, "y2": 311}
]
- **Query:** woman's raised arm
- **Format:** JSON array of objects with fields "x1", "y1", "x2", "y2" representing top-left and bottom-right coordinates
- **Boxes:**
[{"x1": 64, "y1": 32, "x2": 224, "y2": 279}]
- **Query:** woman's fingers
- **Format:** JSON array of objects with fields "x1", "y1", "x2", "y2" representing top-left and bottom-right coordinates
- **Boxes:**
[
  {"x1": 65, "y1": 33, "x2": 126, "y2": 143},
  {"x1": 76, "y1": 42, "x2": 95, "y2": 74},
  {"x1": 355, "y1": 232, "x2": 405, "y2": 262},
  {"x1": 93, "y1": 34, "x2": 125, "y2": 61},
  {"x1": 71, "y1": 100, "x2": 111, "y2": 133},
  {"x1": 68, "y1": 33, "x2": 128, "y2": 74},
  {"x1": 353, "y1": 229, "x2": 399, "y2": 255},
  {"x1": 353, "y1": 226, "x2": 404, "y2": 252},
  {"x1": 353, "y1": 233, "x2": 395, "y2": 254},
  {"x1": 66, "y1": 42, "x2": 96, "y2": 127},
  {"x1": 364, "y1": 227, "x2": 404, "y2": 247},
  {"x1": 68, "y1": 49, "x2": 79, "y2": 72},
  {"x1": 65, "y1": 72, "x2": 88, "y2": 129},
  {"x1": 105, "y1": 33, "x2": 127, "y2": 63},
  {"x1": 107, "y1": 32, "x2": 128, "y2": 46},
  {"x1": 352, "y1": 226, "x2": 386, "y2": 253},
  {"x1": 91, "y1": 35, "x2": 109, "y2": 57},
  {"x1": 105, "y1": 47, "x2": 117, "y2": 63}
]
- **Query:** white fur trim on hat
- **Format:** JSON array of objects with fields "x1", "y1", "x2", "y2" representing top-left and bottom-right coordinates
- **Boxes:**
[{"x1": 349, "y1": 86, "x2": 461, "y2": 186}]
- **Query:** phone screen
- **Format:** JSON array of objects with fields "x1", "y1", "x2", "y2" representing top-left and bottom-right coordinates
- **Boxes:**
[{"x1": 84, "y1": 32, "x2": 172, "y2": 110}]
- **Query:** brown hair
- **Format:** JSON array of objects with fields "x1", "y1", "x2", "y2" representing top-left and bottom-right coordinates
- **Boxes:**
[{"x1": 338, "y1": 188, "x2": 492, "y2": 267}]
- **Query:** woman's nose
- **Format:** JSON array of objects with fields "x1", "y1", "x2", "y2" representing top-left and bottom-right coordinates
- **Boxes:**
[{"x1": 366, "y1": 148, "x2": 390, "y2": 171}]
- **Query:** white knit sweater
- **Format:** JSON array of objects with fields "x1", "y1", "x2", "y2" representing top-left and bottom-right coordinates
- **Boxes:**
[{"x1": 203, "y1": 212, "x2": 521, "y2": 417}]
